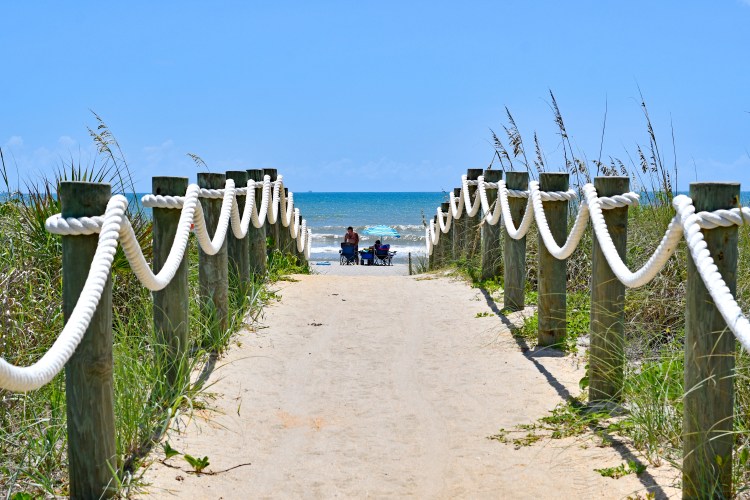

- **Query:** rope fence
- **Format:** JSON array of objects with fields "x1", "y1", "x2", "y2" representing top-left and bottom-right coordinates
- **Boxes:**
[
  {"x1": 0, "y1": 169, "x2": 311, "y2": 497},
  {"x1": 425, "y1": 170, "x2": 747, "y2": 498}
]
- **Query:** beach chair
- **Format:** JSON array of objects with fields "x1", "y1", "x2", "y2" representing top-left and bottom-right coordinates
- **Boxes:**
[
  {"x1": 359, "y1": 249, "x2": 374, "y2": 265},
  {"x1": 373, "y1": 244, "x2": 395, "y2": 266},
  {"x1": 339, "y1": 242, "x2": 357, "y2": 265}
]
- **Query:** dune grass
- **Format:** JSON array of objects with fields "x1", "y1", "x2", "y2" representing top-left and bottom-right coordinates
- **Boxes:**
[
  {"x1": 438, "y1": 96, "x2": 749, "y2": 495},
  {"x1": 0, "y1": 124, "x2": 310, "y2": 496}
]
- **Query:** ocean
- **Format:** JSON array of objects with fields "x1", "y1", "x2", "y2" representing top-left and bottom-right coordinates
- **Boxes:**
[{"x1": 292, "y1": 192, "x2": 445, "y2": 262}]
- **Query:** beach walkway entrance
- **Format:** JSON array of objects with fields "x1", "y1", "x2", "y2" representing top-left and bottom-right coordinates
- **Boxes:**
[{"x1": 140, "y1": 271, "x2": 676, "y2": 498}]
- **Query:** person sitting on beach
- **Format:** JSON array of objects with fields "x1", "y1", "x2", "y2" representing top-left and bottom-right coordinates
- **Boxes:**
[
  {"x1": 373, "y1": 240, "x2": 382, "y2": 250},
  {"x1": 344, "y1": 226, "x2": 359, "y2": 264}
]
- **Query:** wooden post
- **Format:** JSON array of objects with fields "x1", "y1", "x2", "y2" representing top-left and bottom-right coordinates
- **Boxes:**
[
  {"x1": 430, "y1": 215, "x2": 439, "y2": 269},
  {"x1": 61, "y1": 182, "x2": 116, "y2": 499},
  {"x1": 408, "y1": 252, "x2": 413, "y2": 275},
  {"x1": 537, "y1": 172, "x2": 569, "y2": 347},
  {"x1": 152, "y1": 176, "x2": 190, "y2": 394},
  {"x1": 279, "y1": 187, "x2": 292, "y2": 255},
  {"x1": 439, "y1": 201, "x2": 451, "y2": 267},
  {"x1": 246, "y1": 169, "x2": 267, "y2": 277},
  {"x1": 503, "y1": 172, "x2": 528, "y2": 311},
  {"x1": 683, "y1": 182, "x2": 739, "y2": 499},
  {"x1": 263, "y1": 168, "x2": 280, "y2": 255},
  {"x1": 480, "y1": 169, "x2": 503, "y2": 281},
  {"x1": 226, "y1": 170, "x2": 251, "y2": 287},
  {"x1": 452, "y1": 187, "x2": 463, "y2": 260},
  {"x1": 198, "y1": 173, "x2": 229, "y2": 337},
  {"x1": 588, "y1": 176, "x2": 629, "y2": 403},
  {"x1": 465, "y1": 169, "x2": 483, "y2": 258}
]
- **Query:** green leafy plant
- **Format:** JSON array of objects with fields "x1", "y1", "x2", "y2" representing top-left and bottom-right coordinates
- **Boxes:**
[
  {"x1": 595, "y1": 460, "x2": 647, "y2": 479},
  {"x1": 162, "y1": 442, "x2": 181, "y2": 460},
  {"x1": 183, "y1": 454, "x2": 210, "y2": 474}
]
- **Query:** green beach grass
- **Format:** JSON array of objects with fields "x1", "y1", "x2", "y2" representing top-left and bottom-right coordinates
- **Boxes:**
[
  {"x1": 440, "y1": 97, "x2": 750, "y2": 495},
  {"x1": 0, "y1": 123, "x2": 310, "y2": 496}
]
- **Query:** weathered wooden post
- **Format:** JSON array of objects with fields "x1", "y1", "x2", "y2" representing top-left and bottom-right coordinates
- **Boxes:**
[
  {"x1": 481, "y1": 169, "x2": 503, "y2": 281},
  {"x1": 152, "y1": 176, "x2": 190, "y2": 393},
  {"x1": 226, "y1": 171, "x2": 251, "y2": 287},
  {"x1": 452, "y1": 187, "x2": 463, "y2": 260},
  {"x1": 198, "y1": 173, "x2": 229, "y2": 338},
  {"x1": 263, "y1": 168, "x2": 280, "y2": 255},
  {"x1": 683, "y1": 182, "x2": 739, "y2": 499},
  {"x1": 61, "y1": 182, "x2": 116, "y2": 498},
  {"x1": 247, "y1": 169, "x2": 267, "y2": 277},
  {"x1": 439, "y1": 201, "x2": 451, "y2": 267},
  {"x1": 503, "y1": 171, "x2": 528, "y2": 311},
  {"x1": 537, "y1": 172, "x2": 569, "y2": 347},
  {"x1": 428, "y1": 215, "x2": 437, "y2": 270},
  {"x1": 429, "y1": 215, "x2": 442, "y2": 271},
  {"x1": 588, "y1": 177, "x2": 629, "y2": 403},
  {"x1": 279, "y1": 187, "x2": 293, "y2": 255},
  {"x1": 465, "y1": 169, "x2": 483, "y2": 258},
  {"x1": 408, "y1": 252, "x2": 413, "y2": 275}
]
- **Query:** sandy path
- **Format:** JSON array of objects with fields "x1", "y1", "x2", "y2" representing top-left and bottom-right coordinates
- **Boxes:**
[{"x1": 138, "y1": 273, "x2": 678, "y2": 499}]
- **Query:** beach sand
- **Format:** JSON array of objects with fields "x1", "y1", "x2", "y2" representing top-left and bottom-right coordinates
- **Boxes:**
[
  {"x1": 310, "y1": 262, "x2": 409, "y2": 276},
  {"x1": 137, "y1": 273, "x2": 679, "y2": 499}
]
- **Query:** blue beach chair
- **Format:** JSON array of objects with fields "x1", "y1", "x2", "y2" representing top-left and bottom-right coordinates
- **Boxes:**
[
  {"x1": 374, "y1": 244, "x2": 395, "y2": 266},
  {"x1": 339, "y1": 243, "x2": 357, "y2": 265}
]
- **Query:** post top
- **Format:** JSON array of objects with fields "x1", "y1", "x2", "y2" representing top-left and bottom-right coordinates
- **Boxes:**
[
  {"x1": 594, "y1": 176, "x2": 630, "y2": 197},
  {"x1": 225, "y1": 170, "x2": 249, "y2": 183},
  {"x1": 505, "y1": 171, "x2": 530, "y2": 186},
  {"x1": 197, "y1": 172, "x2": 226, "y2": 179},
  {"x1": 689, "y1": 181, "x2": 740, "y2": 187},
  {"x1": 59, "y1": 181, "x2": 112, "y2": 188},
  {"x1": 483, "y1": 169, "x2": 503, "y2": 181},
  {"x1": 467, "y1": 168, "x2": 483, "y2": 180},
  {"x1": 59, "y1": 182, "x2": 111, "y2": 218},
  {"x1": 197, "y1": 172, "x2": 226, "y2": 189},
  {"x1": 689, "y1": 182, "x2": 740, "y2": 212},
  {"x1": 152, "y1": 176, "x2": 188, "y2": 182},
  {"x1": 262, "y1": 168, "x2": 278, "y2": 178},
  {"x1": 247, "y1": 169, "x2": 265, "y2": 181},
  {"x1": 152, "y1": 176, "x2": 188, "y2": 196}
]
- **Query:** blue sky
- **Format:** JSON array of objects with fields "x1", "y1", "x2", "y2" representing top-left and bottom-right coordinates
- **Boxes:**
[{"x1": 1, "y1": 1, "x2": 748, "y2": 192}]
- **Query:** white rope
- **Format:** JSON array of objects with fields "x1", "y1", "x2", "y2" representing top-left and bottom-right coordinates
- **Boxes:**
[
  {"x1": 0, "y1": 195, "x2": 126, "y2": 391},
  {"x1": 530, "y1": 181, "x2": 588, "y2": 260},
  {"x1": 429, "y1": 173, "x2": 750, "y2": 352},
  {"x1": 0, "y1": 173, "x2": 313, "y2": 392},
  {"x1": 694, "y1": 207, "x2": 750, "y2": 229},
  {"x1": 461, "y1": 175, "x2": 483, "y2": 217},
  {"x1": 674, "y1": 195, "x2": 750, "y2": 352},
  {"x1": 582, "y1": 184, "x2": 680, "y2": 288}
]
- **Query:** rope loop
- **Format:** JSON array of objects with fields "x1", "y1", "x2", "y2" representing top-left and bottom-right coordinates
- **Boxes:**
[
  {"x1": 46, "y1": 214, "x2": 105, "y2": 235},
  {"x1": 694, "y1": 206, "x2": 750, "y2": 229},
  {"x1": 0, "y1": 173, "x2": 314, "y2": 392}
]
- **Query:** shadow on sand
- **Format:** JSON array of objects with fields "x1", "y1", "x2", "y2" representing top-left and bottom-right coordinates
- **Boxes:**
[{"x1": 478, "y1": 288, "x2": 669, "y2": 499}]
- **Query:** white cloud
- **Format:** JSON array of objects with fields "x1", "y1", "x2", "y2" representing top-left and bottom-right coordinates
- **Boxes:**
[
  {"x1": 4, "y1": 136, "x2": 24, "y2": 148},
  {"x1": 143, "y1": 139, "x2": 175, "y2": 159},
  {"x1": 58, "y1": 136, "x2": 76, "y2": 148}
]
